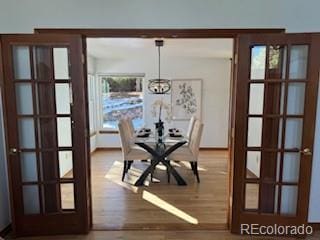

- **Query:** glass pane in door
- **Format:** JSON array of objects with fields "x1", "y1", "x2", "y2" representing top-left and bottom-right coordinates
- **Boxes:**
[
  {"x1": 57, "y1": 117, "x2": 72, "y2": 147},
  {"x1": 53, "y1": 48, "x2": 70, "y2": 79},
  {"x1": 282, "y1": 153, "x2": 300, "y2": 182},
  {"x1": 23, "y1": 185, "x2": 40, "y2": 214},
  {"x1": 12, "y1": 46, "x2": 31, "y2": 80},
  {"x1": 284, "y1": 118, "x2": 303, "y2": 149},
  {"x1": 246, "y1": 151, "x2": 261, "y2": 178},
  {"x1": 33, "y1": 46, "x2": 52, "y2": 81},
  {"x1": 20, "y1": 152, "x2": 38, "y2": 182},
  {"x1": 250, "y1": 46, "x2": 266, "y2": 80},
  {"x1": 289, "y1": 45, "x2": 308, "y2": 79},
  {"x1": 59, "y1": 151, "x2": 73, "y2": 178},
  {"x1": 264, "y1": 83, "x2": 285, "y2": 115},
  {"x1": 267, "y1": 45, "x2": 286, "y2": 79},
  {"x1": 55, "y1": 83, "x2": 71, "y2": 114},
  {"x1": 15, "y1": 83, "x2": 33, "y2": 114},
  {"x1": 245, "y1": 183, "x2": 259, "y2": 210},
  {"x1": 287, "y1": 83, "x2": 306, "y2": 115},
  {"x1": 249, "y1": 84, "x2": 264, "y2": 114},
  {"x1": 18, "y1": 118, "x2": 36, "y2": 149},
  {"x1": 247, "y1": 118, "x2": 262, "y2": 147},
  {"x1": 61, "y1": 183, "x2": 75, "y2": 210},
  {"x1": 280, "y1": 186, "x2": 298, "y2": 215},
  {"x1": 263, "y1": 118, "x2": 282, "y2": 149},
  {"x1": 36, "y1": 83, "x2": 56, "y2": 115}
]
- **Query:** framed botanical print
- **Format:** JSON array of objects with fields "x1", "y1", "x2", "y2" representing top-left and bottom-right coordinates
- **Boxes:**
[{"x1": 171, "y1": 79, "x2": 202, "y2": 120}]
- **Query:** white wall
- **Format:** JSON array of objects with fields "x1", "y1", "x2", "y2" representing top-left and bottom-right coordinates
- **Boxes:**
[
  {"x1": 87, "y1": 56, "x2": 96, "y2": 74},
  {"x1": 0, "y1": 0, "x2": 320, "y2": 33},
  {"x1": 0, "y1": 90, "x2": 11, "y2": 231},
  {"x1": 90, "y1": 135, "x2": 97, "y2": 153},
  {"x1": 0, "y1": 0, "x2": 320, "y2": 225},
  {"x1": 308, "y1": 82, "x2": 320, "y2": 222},
  {"x1": 94, "y1": 55, "x2": 231, "y2": 148}
]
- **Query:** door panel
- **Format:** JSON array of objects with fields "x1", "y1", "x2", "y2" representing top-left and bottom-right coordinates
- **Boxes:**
[
  {"x1": 232, "y1": 34, "x2": 320, "y2": 233},
  {"x1": 1, "y1": 34, "x2": 90, "y2": 236}
]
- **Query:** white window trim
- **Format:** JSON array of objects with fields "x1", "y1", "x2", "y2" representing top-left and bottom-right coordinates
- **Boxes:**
[{"x1": 87, "y1": 73, "x2": 97, "y2": 134}]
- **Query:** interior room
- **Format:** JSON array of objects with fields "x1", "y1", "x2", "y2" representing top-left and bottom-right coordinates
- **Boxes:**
[{"x1": 85, "y1": 38, "x2": 234, "y2": 230}]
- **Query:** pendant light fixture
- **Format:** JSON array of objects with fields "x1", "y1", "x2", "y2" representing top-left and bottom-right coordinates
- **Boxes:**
[{"x1": 148, "y1": 39, "x2": 171, "y2": 94}]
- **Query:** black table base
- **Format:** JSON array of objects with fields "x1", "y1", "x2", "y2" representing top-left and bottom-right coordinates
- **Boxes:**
[{"x1": 134, "y1": 141, "x2": 187, "y2": 186}]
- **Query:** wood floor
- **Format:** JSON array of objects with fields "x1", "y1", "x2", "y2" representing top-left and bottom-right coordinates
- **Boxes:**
[
  {"x1": 91, "y1": 149, "x2": 229, "y2": 230},
  {"x1": 8, "y1": 230, "x2": 320, "y2": 240},
  {"x1": 6, "y1": 150, "x2": 320, "y2": 239}
]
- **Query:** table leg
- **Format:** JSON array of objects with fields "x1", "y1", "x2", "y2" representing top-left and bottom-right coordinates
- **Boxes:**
[
  {"x1": 160, "y1": 159, "x2": 187, "y2": 186},
  {"x1": 134, "y1": 141, "x2": 188, "y2": 186},
  {"x1": 134, "y1": 158, "x2": 159, "y2": 186}
]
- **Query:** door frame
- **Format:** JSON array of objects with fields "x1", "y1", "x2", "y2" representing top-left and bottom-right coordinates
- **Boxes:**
[{"x1": 33, "y1": 28, "x2": 285, "y2": 231}]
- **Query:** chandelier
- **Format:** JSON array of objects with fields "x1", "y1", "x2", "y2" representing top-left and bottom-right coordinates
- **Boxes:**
[{"x1": 148, "y1": 40, "x2": 171, "y2": 94}]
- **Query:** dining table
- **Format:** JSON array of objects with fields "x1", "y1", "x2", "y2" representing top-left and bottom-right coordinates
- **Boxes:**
[{"x1": 133, "y1": 130, "x2": 188, "y2": 186}]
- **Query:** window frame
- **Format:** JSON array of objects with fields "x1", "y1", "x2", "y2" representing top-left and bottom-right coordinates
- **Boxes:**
[
  {"x1": 97, "y1": 73, "x2": 145, "y2": 132},
  {"x1": 87, "y1": 73, "x2": 97, "y2": 135}
]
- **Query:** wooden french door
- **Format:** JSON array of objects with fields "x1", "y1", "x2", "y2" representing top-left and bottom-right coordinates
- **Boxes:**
[
  {"x1": 0, "y1": 34, "x2": 90, "y2": 236},
  {"x1": 231, "y1": 33, "x2": 320, "y2": 233}
]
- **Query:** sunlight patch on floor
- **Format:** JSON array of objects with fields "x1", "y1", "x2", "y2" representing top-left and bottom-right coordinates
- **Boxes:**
[
  {"x1": 104, "y1": 160, "x2": 165, "y2": 192},
  {"x1": 142, "y1": 190, "x2": 199, "y2": 225},
  {"x1": 179, "y1": 161, "x2": 207, "y2": 171},
  {"x1": 155, "y1": 163, "x2": 167, "y2": 171}
]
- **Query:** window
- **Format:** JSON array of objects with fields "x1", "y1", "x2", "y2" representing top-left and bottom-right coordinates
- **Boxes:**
[
  {"x1": 101, "y1": 75, "x2": 143, "y2": 130},
  {"x1": 87, "y1": 74, "x2": 97, "y2": 134}
]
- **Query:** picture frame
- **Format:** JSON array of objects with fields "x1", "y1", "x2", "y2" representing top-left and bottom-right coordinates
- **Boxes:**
[{"x1": 171, "y1": 79, "x2": 202, "y2": 120}]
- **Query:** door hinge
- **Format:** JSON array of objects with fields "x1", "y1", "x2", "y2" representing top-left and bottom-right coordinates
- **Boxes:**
[{"x1": 82, "y1": 53, "x2": 85, "y2": 64}]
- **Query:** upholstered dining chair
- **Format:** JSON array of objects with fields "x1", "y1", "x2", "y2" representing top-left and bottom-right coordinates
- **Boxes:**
[
  {"x1": 126, "y1": 117, "x2": 135, "y2": 137},
  {"x1": 167, "y1": 119, "x2": 204, "y2": 182},
  {"x1": 118, "y1": 119, "x2": 151, "y2": 181},
  {"x1": 186, "y1": 115, "x2": 197, "y2": 139}
]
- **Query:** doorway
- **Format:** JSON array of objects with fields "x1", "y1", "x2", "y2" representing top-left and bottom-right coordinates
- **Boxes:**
[{"x1": 86, "y1": 37, "x2": 233, "y2": 230}]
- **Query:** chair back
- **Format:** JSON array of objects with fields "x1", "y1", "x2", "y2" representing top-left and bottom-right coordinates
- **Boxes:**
[
  {"x1": 126, "y1": 117, "x2": 135, "y2": 137},
  {"x1": 118, "y1": 119, "x2": 132, "y2": 155},
  {"x1": 188, "y1": 119, "x2": 204, "y2": 159},
  {"x1": 186, "y1": 115, "x2": 197, "y2": 139}
]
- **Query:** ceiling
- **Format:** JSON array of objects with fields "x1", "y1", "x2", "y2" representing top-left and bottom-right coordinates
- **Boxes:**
[{"x1": 87, "y1": 38, "x2": 233, "y2": 60}]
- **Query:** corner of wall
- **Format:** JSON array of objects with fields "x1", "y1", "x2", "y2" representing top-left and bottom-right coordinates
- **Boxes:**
[{"x1": 0, "y1": 89, "x2": 11, "y2": 231}]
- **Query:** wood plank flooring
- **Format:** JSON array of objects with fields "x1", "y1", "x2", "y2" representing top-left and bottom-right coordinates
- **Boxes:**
[
  {"x1": 8, "y1": 230, "x2": 320, "y2": 240},
  {"x1": 91, "y1": 149, "x2": 229, "y2": 230},
  {"x1": 6, "y1": 149, "x2": 320, "y2": 239}
]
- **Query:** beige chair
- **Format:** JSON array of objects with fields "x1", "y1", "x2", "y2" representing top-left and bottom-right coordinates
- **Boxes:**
[
  {"x1": 125, "y1": 117, "x2": 135, "y2": 137},
  {"x1": 186, "y1": 115, "x2": 197, "y2": 139},
  {"x1": 118, "y1": 118, "x2": 151, "y2": 181},
  {"x1": 168, "y1": 119, "x2": 204, "y2": 182}
]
